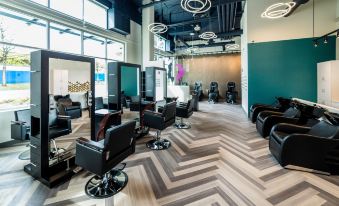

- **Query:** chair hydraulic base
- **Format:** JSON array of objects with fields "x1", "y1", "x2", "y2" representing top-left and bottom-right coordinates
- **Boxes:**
[
  {"x1": 175, "y1": 118, "x2": 191, "y2": 129},
  {"x1": 146, "y1": 131, "x2": 171, "y2": 150},
  {"x1": 85, "y1": 169, "x2": 128, "y2": 199}
]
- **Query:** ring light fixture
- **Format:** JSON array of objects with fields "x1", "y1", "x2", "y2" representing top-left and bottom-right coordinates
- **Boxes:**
[
  {"x1": 261, "y1": 2, "x2": 296, "y2": 19},
  {"x1": 181, "y1": 0, "x2": 212, "y2": 14},
  {"x1": 199, "y1": 32, "x2": 217, "y2": 40},
  {"x1": 226, "y1": 44, "x2": 240, "y2": 50},
  {"x1": 148, "y1": 23, "x2": 168, "y2": 34}
]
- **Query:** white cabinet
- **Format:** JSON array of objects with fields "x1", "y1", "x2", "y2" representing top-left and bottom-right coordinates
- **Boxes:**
[
  {"x1": 52, "y1": 69, "x2": 68, "y2": 95},
  {"x1": 317, "y1": 61, "x2": 339, "y2": 109}
]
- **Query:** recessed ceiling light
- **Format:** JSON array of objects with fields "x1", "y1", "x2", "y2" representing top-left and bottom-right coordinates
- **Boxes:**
[
  {"x1": 190, "y1": 32, "x2": 195, "y2": 36},
  {"x1": 261, "y1": 2, "x2": 296, "y2": 19}
]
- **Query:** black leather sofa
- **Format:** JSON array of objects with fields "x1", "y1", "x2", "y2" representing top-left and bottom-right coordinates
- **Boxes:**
[
  {"x1": 11, "y1": 109, "x2": 31, "y2": 141},
  {"x1": 250, "y1": 97, "x2": 292, "y2": 123},
  {"x1": 256, "y1": 103, "x2": 324, "y2": 138},
  {"x1": 269, "y1": 119, "x2": 339, "y2": 175},
  {"x1": 175, "y1": 99, "x2": 193, "y2": 129},
  {"x1": 225, "y1": 82, "x2": 238, "y2": 104},
  {"x1": 54, "y1": 95, "x2": 82, "y2": 119},
  {"x1": 144, "y1": 102, "x2": 176, "y2": 150},
  {"x1": 75, "y1": 121, "x2": 136, "y2": 198},
  {"x1": 208, "y1": 82, "x2": 219, "y2": 103}
]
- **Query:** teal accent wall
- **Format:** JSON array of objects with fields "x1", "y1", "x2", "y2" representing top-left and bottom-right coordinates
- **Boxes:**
[
  {"x1": 121, "y1": 66, "x2": 139, "y2": 97},
  {"x1": 248, "y1": 37, "x2": 335, "y2": 112}
]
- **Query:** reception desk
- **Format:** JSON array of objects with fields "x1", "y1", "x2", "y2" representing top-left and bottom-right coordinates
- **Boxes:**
[{"x1": 167, "y1": 85, "x2": 191, "y2": 102}]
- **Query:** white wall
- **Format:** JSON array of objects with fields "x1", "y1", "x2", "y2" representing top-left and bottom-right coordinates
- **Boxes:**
[
  {"x1": 126, "y1": 21, "x2": 142, "y2": 65},
  {"x1": 248, "y1": 0, "x2": 337, "y2": 43},
  {"x1": 241, "y1": 3, "x2": 248, "y2": 115}
]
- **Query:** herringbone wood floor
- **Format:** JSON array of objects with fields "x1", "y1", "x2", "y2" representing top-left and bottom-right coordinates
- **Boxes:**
[{"x1": 1, "y1": 102, "x2": 339, "y2": 206}]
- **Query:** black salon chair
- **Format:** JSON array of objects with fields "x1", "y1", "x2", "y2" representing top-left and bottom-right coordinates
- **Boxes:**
[
  {"x1": 193, "y1": 82, "x2": 203, "y2": 101},
  {"x1": 175, "y1": 99, "x2": 194, "y2": 129},
  {"x1": 144, "y1": 102, "x2": 176, "y2": 150},
  {"x1": 269, "y1": 118, "x2": 339, "y2": 174},
  {"x1": 250, "y1": 97, "x2": 292, "y2": 123},
  {"x1": 11, "y1": 109, "x2": 31, "y2": 160},
  {"x1": 225, "y1": 82, "x2": 238, "y2": 104},
  {"x1": 75, "y1": 121, "x2": 135, "y2": 198},
  {"x1": 165, "y1": 97, "x2": 178, "y2": 103},
  {"x1": 95, "y1": 97, "x2": 105, "y2": 110},
  {"x1": 11, "y1": 109, "x2": 31, "y2": 141},
  {"x1": 208, "y1": 82, "x2": 219, "y2": 103},
  {"x1": 128, "y1": 96, "x2": 141, "y2": 111},
  {"x1": 49, "y1": 109, "x2": 72, "y2": 158},
  {"x1": 256, "y1": 103, "x2": 324, "y2": 138},
  {"x1": 75, "y1": 121, "x2": 136, "y2": 198},
  {"x1": 55, "y1": 95, "x2": 82, "y2": 119}
]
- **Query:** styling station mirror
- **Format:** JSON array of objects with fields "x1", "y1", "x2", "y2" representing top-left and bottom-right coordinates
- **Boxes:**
[
  {"x1": 107, "y1": 62, "x2": 141, "y2": 131},
  {"x1": 26, "y1": 50, "x2": 95, "y2": 187},
  {"x1": 145, "y1": 67, "x2": 167, "y2": 108}
]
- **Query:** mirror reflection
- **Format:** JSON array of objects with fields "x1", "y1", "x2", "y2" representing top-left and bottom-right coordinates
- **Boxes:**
[{"x1": 48, "y1": 58, "x2": 91, "y2": 166}]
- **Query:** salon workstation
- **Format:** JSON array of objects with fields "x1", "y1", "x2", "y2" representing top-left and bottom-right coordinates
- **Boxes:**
[{"x1": 1, "y1": 0, "x2": 339, "y2": 205}]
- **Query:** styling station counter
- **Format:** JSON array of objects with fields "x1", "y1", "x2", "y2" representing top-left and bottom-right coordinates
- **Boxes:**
[{"x1": 167, "y1": 85, "x2": 191, "y2": 102}]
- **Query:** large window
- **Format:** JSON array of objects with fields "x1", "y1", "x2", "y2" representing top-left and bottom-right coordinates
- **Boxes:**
[
  {"x1": 84, "y1": 0, "x2": 107, "y2": 29},
  {"x1": 107, "y1": 41, "x2": 124, "y2": 61},
  {"x1": 29, "y1": 0, "x2": 48, "y2": 6},
  {"x1": 84, "y1": 33, "x2": 106, "y2": 58},
  {"x1": 0, "y1": 5, "x2": 125, "y2": 111},
  {"x1": 50, "y1": 23, "x2": 81, "y2": 54},
  {"x1": 0, "y1": 8, "x2": 47, "y2": 48},
  {"x1": 50, "y1": 0, "x2": 83, "y2": 19},
  {"x1": 0, "y1": 45, "x2": 33, "y2": 111}
]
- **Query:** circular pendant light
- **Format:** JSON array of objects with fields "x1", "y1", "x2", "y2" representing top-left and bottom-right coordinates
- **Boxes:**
[
  {"x1": 226, "y1": 44, "x2": 240, "y2": 50},
  {"x1": 148, "y1": 23, "x2": 168, "y2": 34},
  {"x1": 261, "y1": 2, "x2": 296, "y2": 19},
  {"x1": 181, "y1": 0, "x2": 212, "y2": 14},
  {"x1": 199, "y1": 32, "x2": 217, "y2": 40}
]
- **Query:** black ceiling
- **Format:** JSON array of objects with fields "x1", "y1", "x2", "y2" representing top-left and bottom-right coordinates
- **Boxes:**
[{"x1": 134, "y1": 0, "x2": 245, "y2": 41}]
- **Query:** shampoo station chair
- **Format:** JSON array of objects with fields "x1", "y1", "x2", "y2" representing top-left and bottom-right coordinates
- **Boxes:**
[
  {"x1": 175, "y1": 99, "x2": 194, "y2": 129},
  {"x1": 11, "y1": 109, "x2": 31, "y2": 141},
  {"x1": 269, "y1": 115, "x2": 339, "y2": 175},
  {"x1": 225, "y1": 82, "x2": 238, "y2": 104},
  {"x1": 256, "y1": 102, "x2": 322, "y2": 138},
  {"x1": 250, "y1": 97, "x2": 292, "y2": 123},
  {"x1": 75, "y1": 121, "x2": 136, "y2": 198},
  {"x1": 193, "y1": 82, "x2": 203, "y2": 101},
  {"x1": 54, "y1": 95, "x2": 82, "y2": 119},
  {"x1": 208, "y1": 82, "x2": 219, "y2": 103},
  {"x1": 144, "y1": 102, "x2": 176, "y2": 150}
]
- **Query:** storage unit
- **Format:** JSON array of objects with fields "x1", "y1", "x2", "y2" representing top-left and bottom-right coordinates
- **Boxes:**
[{"x1": 317, "y1": 61, "x2": 339, "y2": 109}]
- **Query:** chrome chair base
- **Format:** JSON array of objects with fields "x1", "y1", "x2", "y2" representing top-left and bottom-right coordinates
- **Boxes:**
[
  {"x1": 146, "y1": 139, "x2": 171, "y2": 150},
  {"x1": 85, "y1": 169, "x2": 128, "y2": 199}
]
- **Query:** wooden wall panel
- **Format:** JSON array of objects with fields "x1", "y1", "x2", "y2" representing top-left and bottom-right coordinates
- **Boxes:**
[{"x1": 181, "y1": 54, "x2": 241, "y2": 99}]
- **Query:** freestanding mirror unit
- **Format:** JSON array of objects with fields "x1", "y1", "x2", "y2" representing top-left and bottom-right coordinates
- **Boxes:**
[
  {"x1": 107, "y1": 62, "x2": 144, "y2": 133},
  {"x1": 25, "y1": 50, "x2": 95, "y2": 187},
  {"x1": 145, "y1": 67, "x2": 167, "y2": 102}
]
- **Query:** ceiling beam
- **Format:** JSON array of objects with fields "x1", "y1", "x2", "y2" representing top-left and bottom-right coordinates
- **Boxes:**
[
  {"x1": 167, "y1": 17, "x2": 218, "y2": 27},
  {"x1": 175, "y1": 41, "x2": 236, "y2": 50},
  {"x1": 179, "y1": 29, "x2": 243, "y2": 40},
  {"x1": 139, "y1": 0, "x2": 172, "y2": 9},
  {"x1": 139, "y1": 0, "x2": 245, "y2": 10}
]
